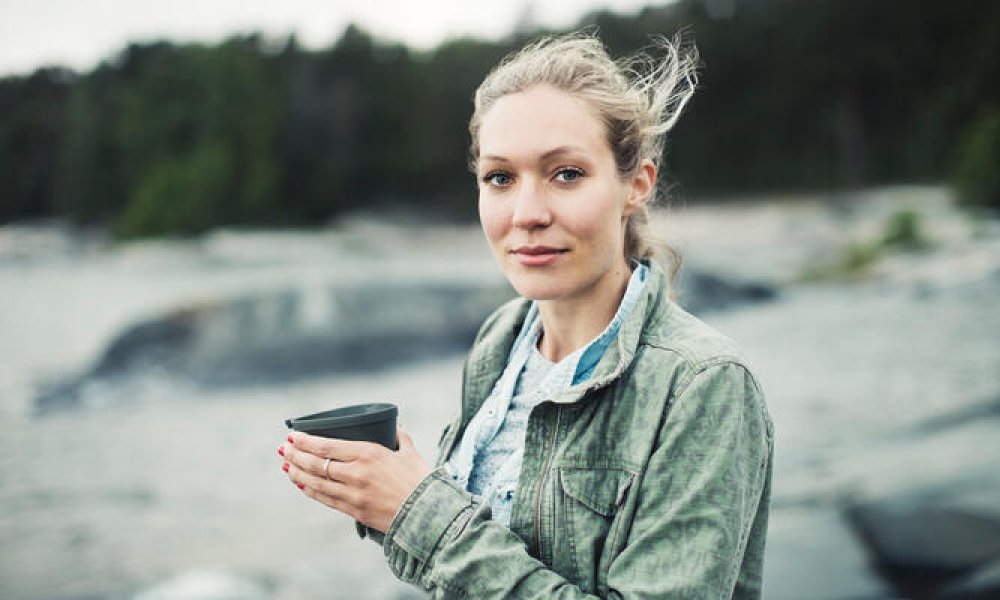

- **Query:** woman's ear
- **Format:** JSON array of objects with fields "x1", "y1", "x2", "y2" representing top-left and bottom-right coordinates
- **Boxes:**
[{"x1": 624, "y1": 159, "x2": 656, "y2": 216}]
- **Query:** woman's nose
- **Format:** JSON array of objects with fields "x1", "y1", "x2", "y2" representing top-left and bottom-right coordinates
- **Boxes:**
[{"x1": 511, "y1": 180, "x2": 552, "y2": 229}]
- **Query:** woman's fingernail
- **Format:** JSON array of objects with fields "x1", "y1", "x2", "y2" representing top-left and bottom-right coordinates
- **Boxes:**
[
  {"x1": 287, "y1": 435, "x2": 295, "y2": 444},
  {"x1": 296, "y1": 482, "x2": 305, "y2": 490},
  {"x1": 277, "y1": 446, "x2": 285, "y2": 457},
  {"x1": 282, "y1": 462, "x2": 290, "y2": 472}
]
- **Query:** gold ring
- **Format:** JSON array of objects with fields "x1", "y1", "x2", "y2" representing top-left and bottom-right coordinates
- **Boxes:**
[{"x1": 323, "y1": 458, "x2": 333, "y2": 480}]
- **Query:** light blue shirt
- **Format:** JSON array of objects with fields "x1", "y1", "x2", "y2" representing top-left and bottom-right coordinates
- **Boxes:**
[{"x1": 445, "y1": 263, "x2": 649, "y2": 525}]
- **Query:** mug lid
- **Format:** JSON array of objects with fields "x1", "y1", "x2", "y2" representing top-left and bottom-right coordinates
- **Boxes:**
[{"x1": 285, "y1": 402, "x2": 397, "y2": 430}]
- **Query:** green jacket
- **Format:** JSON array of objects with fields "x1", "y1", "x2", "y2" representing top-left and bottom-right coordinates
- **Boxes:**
[{"x1": 378, "y1": 260, "x2": 774, "y2": 598}]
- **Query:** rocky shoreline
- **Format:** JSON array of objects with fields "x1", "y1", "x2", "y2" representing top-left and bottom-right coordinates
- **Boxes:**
[
  {"x1": 2, "y1": 186, "x2": 998, "y2": 599},
  {"x1": 674, "y1": 188, "x2": 1000, "y2": 599}
]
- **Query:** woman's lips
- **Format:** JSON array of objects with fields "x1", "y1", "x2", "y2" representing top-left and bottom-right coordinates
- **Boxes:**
[{"x1": 512, "y1": 245, "x2": 567, "y2": 266}]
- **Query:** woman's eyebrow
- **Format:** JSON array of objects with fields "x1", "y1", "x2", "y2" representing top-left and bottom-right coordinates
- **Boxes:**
[
  {"x1": 479, "y1": 145, "x2": 587, "y2": 165},
  {"x1": 540, "y1": 145, "x2": 586, "y2": 160}
]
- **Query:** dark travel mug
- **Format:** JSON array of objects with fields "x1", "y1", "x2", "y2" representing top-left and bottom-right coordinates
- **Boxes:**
[{"x1": 285, "y1": 402, "x2": 398, "y2": 449}]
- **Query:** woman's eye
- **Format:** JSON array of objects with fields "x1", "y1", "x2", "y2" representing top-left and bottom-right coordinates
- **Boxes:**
[
  {"x1": 483, "y1": 172, "x2": 513, "y2": 187},
  {"x1": 554, "y1": 168, "x2": 584, "y2": 183}
]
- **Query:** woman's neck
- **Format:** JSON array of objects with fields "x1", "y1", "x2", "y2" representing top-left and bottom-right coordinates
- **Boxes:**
[{"x1": 535, "y1": 262, "x2": 632, "y2": 363}]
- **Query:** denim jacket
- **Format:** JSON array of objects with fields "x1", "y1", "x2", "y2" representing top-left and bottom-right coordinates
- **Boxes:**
[{"x1": 376, "y1": 260, "x2": 774, "y2": 598}]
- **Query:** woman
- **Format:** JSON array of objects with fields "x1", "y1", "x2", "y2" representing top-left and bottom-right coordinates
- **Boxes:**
[{"x1": 279, "y1": 31, "x2": 773, "y2": 598}]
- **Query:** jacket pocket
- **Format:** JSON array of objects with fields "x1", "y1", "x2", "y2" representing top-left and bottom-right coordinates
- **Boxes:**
[{"x1": 557, "y1": 467, "x2": 634, "y2": 593}]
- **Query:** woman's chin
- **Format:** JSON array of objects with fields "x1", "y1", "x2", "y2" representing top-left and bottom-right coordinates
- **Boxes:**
[{"x1": 507, "y1": 278, "x2": 570, "y2": 302}]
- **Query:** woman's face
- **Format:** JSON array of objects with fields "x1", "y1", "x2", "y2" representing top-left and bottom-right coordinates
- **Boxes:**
[{"x1": 476, "y1": 84, "x2": 653, "y2": 305}]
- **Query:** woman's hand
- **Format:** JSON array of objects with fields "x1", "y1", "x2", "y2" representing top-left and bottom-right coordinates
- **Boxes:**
[{"x1": 278, "y1": 427, "x2": 432, "y2": 533}]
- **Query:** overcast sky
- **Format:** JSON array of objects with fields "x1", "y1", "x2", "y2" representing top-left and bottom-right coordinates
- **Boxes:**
[{"x1": 0, "y1": 0, "x2": 670, "y2": 77}]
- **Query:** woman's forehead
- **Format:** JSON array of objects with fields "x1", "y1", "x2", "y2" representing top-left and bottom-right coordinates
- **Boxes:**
[{"x1": 478, "y1": 85, "x2": 608, "y2": 162}]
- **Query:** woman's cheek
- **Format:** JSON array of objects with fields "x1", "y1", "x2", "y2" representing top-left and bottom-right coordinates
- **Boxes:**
[{"x1": 479, "y1": 199, "x2": 509, "y2": 247}]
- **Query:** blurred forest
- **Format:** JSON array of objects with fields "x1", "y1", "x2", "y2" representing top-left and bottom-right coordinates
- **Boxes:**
[{"x1": 1, "y1": 0, "x2": 998, "y2": 238}]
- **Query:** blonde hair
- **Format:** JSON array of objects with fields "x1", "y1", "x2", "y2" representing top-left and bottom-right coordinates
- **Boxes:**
[{"x1": 469, "y1": 30, "x2": 698, "y2": 278}]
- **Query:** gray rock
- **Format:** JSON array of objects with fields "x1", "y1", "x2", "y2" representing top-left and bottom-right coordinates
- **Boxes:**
[
  {"x1": 940, "y1": 557, "x2": 1000, "y2": 599},
  {"x1": 33, "y1": 281, "x2": 513, "y2": 414},
  {"x1": 133, "y1": 569, "x2": 270, "y2": 600},
  {"x1": 33, "y1": 266, "x2": 777, "y2": 415},
  {"x1": 904, "y1": 394, "x2": 1000, "y2": 436},
  {"x1": 675, "y1": 268, "x2": 777, "y2": 313},
  {"x1": 846, "y1": 499, "x2": 1000, "y2": 597}
]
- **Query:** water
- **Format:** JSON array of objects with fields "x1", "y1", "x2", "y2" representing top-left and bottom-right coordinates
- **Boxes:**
[{"x1": 2, "y1": 190, "x2": 999, "y2": 598}]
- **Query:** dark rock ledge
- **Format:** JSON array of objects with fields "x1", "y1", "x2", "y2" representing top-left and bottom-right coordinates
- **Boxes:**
[{"x1": 847, "y1": 498, "x2": 1000, "y2": 599}]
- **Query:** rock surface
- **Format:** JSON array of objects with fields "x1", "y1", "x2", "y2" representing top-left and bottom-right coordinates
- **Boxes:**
[
  {"x1": 32, "y1": 267, "x2": 775, "y2": 415},
  {"x1": 4, "y1": 187, "x2": 998, "y2": 599},
  {"x1": 32, "y1": 281, "x2": 514, "y2": 414},
  {"x1": 940, "y1": 558, "x2": 1000, "y2": 599},
  {"x1": 846, "y1": 499, "x2": 1000, "y2": 597}
]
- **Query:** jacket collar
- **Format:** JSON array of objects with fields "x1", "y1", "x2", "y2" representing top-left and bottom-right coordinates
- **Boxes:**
[
  {"x1": 551, "y1": 258, "x2": 670, "y2": 404},
  {"x1": 463, "y1": 259, "x2": 671, "y2": 414}
]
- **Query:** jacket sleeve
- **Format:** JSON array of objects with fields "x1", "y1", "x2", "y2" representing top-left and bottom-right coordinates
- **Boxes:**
[{"x1": 380, "y1": 361, "x2": 773, "y2": 599}]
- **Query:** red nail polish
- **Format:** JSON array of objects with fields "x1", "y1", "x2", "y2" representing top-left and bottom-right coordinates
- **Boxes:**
[
  {"x1": 277, "y1": 446, "x2": 285, "y2": 457},
  {"x1": 287, "y1": 435, "x2": 295, "y2": 444},
  {"x1": 296, "y1": 482, "x2": 304, "y2": 490},
  {"x1": 282, "y1": 462, "x2": 290, "y2": 472}
]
